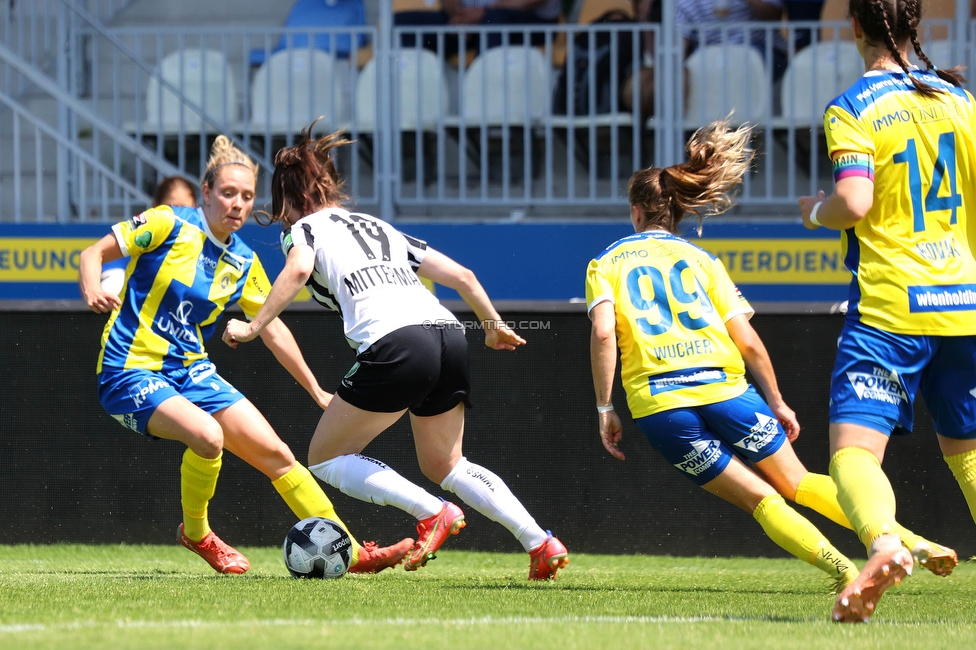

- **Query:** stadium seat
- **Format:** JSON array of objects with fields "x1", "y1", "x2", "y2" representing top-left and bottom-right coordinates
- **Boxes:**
[
  {"x1": 248, "y1": 49, "x2": 348, "y2": 136},
  {"x1": 353, "y1": 49, "x2": 451, "y2": 185},
  {"x1": 392, "y1": 0, "x2": 443, "y2": 11},
  {"x1": 683, "y1": 44, "x2": 768, "y2": 128},
  {"x1": 249, "y1": 0, "x2": 369, "y2": 66},
  {"x1": 778, "y1": 41, "x2": 862, "y2": 127},
  {"x1": 461, "y1": 45, "x2": 549, "y2": 126},
  {"x1": 457, "y1": 45, "x2": 551, "y2": 184},
  {"x1": 141, "y1": 49, "x2": 239, "y2": 135},
  {"x1": 572, "y1": 0, "x2": 634, "y2": 24},
  {"x1": 355, "y1": 48, "x2": 450, "y2": 133}
]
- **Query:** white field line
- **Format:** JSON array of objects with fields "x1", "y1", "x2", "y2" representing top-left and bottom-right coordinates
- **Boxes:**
[{"x1": 0, "y1": 616, "x2": 725, "y2": 634}]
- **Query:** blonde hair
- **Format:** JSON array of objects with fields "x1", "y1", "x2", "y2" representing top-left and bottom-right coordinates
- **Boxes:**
[
  {"x1": 628, "y1": 119, "x2": 754, "y2": 235},
  {"x1": 200, "y1": 135, "x2": 259, "y2": 188}
]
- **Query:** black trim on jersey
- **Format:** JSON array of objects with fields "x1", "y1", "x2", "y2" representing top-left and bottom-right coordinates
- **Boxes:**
[
  {"x1": 402, "y1": 233, "x2": 427, "y2": 271},
  {"x1": 402, "y1": 233, "x2": 427, "y2": 251},
  {"x1": 301, "y1": 223, "x2": 315, "y2": 246},
  {"x1": 307, "y1": 276, "x2": 342, "y2": 317}
]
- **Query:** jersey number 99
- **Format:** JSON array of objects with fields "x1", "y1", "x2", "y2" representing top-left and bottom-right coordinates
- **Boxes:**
[{"x1": 626, "y1": 260, "x2": 712, "y2": 336}]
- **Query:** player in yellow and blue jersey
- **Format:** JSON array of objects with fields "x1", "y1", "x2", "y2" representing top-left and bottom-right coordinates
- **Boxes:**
[
  {"x1": 588, "y1": 119, "x2": 947, "y2": 596},
  {"x1": 78, "y1": 136, "x2": 412, "y2": 576},
  {"x1": 797, "y1": 0, "x2": 975, "y2": 622}
]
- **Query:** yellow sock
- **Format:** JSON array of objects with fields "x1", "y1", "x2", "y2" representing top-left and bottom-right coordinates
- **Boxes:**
[
  {"x1": 273, "y1": 464, "x2": 360, "y2": 559},
  {"x1": 796, "y1": 471, "x2": 928, "y2": 552},
  {"x1": 795, "y1": 473, "x2": 851, "y2": 528},
  {"x1": 181, "y1": 448, "x2": 222, "y2": 542},
  {"x1": 830, "y1": 446, "x2": 898, "y2": 551},
  {"x1": 945, "y1": 448, "x2": 976, "y2": 524},
  {"x1": 753, "y1": 494, "x2": 858, "y2": 583}
]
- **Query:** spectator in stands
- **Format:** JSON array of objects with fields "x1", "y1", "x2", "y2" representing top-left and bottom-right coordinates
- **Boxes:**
[
  {"x1": 78, "y1": 135, "x2": 412, "y2": 577},
  {"x1": 798, "y1": 0, "x2": 974, "y2": 623},
  {"x1": 587, "y1": 118, "x2": 956, "y2": 599},
  {"x1": 676, "y1": 0, "x2": 790, "y2": 80},
  {"x1": 222, "y1": 122, "x2": 570, "y2": 580},
  {"x1": 394, "y1": 0, "x2": 562, "y2": 58},
  {"x1": 783, "y1": 0, "x2": 825, "y2": 52},
  {"x1": 153, "y1": 175, "x2": 197, "y2": 208}
]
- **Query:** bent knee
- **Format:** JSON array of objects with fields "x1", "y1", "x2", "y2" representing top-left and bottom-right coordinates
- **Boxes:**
[{"x1": 193, "y1": 420, "x2": 225, "y2": 458}]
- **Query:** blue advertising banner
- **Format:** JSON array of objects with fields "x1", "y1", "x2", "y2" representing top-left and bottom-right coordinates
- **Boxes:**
[{"x1": 0, "y1": 219, "x2": 849, "y2": 305}]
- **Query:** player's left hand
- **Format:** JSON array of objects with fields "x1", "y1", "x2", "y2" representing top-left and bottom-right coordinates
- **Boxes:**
[
  {"x1": 311, "y1": 387, "x2": 334, "y2": 410},
  {"x1": 599, "y1": 410, "x2": 626, "y2": 461},
  {"x1": 798, "y1": 190, "x2": 827, "y2": 230},
  {"x1": 769, "y1": 400, "x2": 800, "y2": 442},
  {"x1": 485, "y1": 321, "x2": 526, "y2": 351},
  {"x1": 222, "y1": 318, "x2": 258, "y2": 348}
]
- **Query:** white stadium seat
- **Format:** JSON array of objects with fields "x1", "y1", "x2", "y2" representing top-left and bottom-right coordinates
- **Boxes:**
[
  {"x1": 779, "y1": 41, "x2": 863, "y2": 127},
  {"x1": 683, "y1": 44, "x2": 768, "y2": 128},
  {"x1": 460, "y1": 45, "x2": 550, "y2": 126},
  {"x1": 249, "y1": 48, "x2": 348, "y2": 136},
  {"x1": 142, "y1": 49, "x2": 239, "y2": 135},
  {"x1": 356, "y1": 48, "x2": 450, "y2": 133}
]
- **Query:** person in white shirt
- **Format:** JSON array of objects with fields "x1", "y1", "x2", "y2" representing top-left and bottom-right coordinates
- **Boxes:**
[{"x1": 222, "y1": 123, "x2": 570, "y2": 580}]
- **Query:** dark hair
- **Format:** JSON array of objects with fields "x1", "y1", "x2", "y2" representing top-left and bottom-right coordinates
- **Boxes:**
[
  {"x1": 629, "y1": 119, "x2": 753, "y2": 235},
  {"x1": 258, "y1": 119, "x2": 352, "y2": 227},
  {"x1": 848, "y1": 0, "x2": 965, "y2": 96},
  {"x1": 153, "y1": 176, "x2": 198, "y2": 208}
]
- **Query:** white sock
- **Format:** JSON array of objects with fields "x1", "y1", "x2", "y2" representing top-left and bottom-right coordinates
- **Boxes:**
[
  {"x1": 440, "y1": 457, "x2": 548, "y2": 551},
  {"x1": 309, "y1": 454, "x2": 442, "y2": 520}
]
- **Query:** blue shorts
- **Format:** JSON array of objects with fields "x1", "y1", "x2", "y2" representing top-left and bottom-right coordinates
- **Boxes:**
[
  {"x1": 634, "y1": 385, "x2": 788, "y2": 486},
  {"x1": 97, "y1": 360, "x2": 244, "y2": 437},
  {"x1": 830, "y1": 319, "x2": 976, "y2": 439}
]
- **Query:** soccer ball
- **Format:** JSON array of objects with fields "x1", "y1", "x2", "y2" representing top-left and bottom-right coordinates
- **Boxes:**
[
  {"x1": 282, "y1": 517, "x2": 353, "y2": 579},
  {"x1": 100, "y1": 267, "x2": 126, "y2": 297}
]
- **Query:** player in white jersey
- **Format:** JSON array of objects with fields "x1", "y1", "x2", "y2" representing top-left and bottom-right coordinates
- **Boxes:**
[{"x1": 223, "y1": 124, "x2": 569, "y2": 580}]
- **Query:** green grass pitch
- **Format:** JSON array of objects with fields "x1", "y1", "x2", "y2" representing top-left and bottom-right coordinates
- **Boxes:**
[{"x1": 2, "y1": 545, "x2": 976, "y2": 649}]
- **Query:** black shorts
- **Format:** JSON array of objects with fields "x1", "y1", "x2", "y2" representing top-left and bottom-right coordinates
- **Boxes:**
[{"x1": 336, "y1": 324, "x2": 472, "y2": 416}]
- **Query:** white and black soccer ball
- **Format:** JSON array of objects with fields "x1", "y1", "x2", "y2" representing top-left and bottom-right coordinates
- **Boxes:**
[{"x1": 282, "y1": 517, "x2": 353, "y2": 579}]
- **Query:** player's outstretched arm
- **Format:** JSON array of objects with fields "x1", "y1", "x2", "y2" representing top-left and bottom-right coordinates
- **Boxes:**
[
  {"x1": 725, "y1": 314, "x2": 800, "y2": 441},
  {"x1": 259, "y1": 317, "x2": 332, "y2": 409},
  {"x1": 78, "y1": 233, "x2": 124, "y2": 314},
  {"x1": 223, "y1": 244, "x2": 314, "y2": 347},
  {"x1": 589, "y1": 301, "x2": 625, "y2": 460},
  {"x1": 417, "y1": 247, "x2": 526, "y2": 351}
]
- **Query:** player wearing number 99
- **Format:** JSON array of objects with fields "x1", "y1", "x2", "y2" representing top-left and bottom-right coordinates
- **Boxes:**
[
  {"x1": 587, "y1": 119, "x2": 948, "y2": 599},
  {"x1": 797, "y1": 0, "x2": 976, "y2": 623},
  {"x1": 222, "y1": 122, "x2": 569, "y2": 580}
]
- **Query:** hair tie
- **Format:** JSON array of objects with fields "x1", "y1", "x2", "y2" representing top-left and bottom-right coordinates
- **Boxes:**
[{"x1": 931, "y1": 65, "x2": 939, "y2": 71}]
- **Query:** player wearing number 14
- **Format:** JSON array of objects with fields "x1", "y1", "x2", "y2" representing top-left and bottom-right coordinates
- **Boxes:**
[{"x1": 798, "y1": 0, "x2": 976, "y2": 623}]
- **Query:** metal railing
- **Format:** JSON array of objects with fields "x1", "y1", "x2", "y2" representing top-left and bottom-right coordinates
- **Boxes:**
[{"x1": 0, "y1": 0, "x2": 972, "y2": 222}]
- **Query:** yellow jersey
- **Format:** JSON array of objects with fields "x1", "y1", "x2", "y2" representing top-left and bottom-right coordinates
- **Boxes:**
[
  {"x1": 824, "y1": 68, "x2": 976, "y2": 334},
  {"x1": 585, "y1": 231, "x2": 754, "y2": 419},
  {"x1": 97, "y1": 206, "x2": 271, "y2": 373}
]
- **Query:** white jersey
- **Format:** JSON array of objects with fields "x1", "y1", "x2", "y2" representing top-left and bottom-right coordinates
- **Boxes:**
[{"x1": 282, "y1": 208, "x2": 458, "y2": 352}]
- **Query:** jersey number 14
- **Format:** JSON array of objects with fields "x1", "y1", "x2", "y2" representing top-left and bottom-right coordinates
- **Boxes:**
[{"x1": 893, "y1": 132, "x2": 962, "y2": 232}]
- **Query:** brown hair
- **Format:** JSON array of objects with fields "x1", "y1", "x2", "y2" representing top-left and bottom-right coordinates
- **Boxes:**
[
  {"x1": 628, "y1": 119, "x2": 753, "y2": 235},
  {"x1": 848, "y1": 0, "x2": 965, "y2": 96},
  {"x1": 200, "y1": 135, "x2": 259, "y2": 189},
  {"x1": 261, "y1": 120, "x2": 352, "y2": 226},
  {"x1": 153, "y1": 175, "x2": 198, "y2": 207}
]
